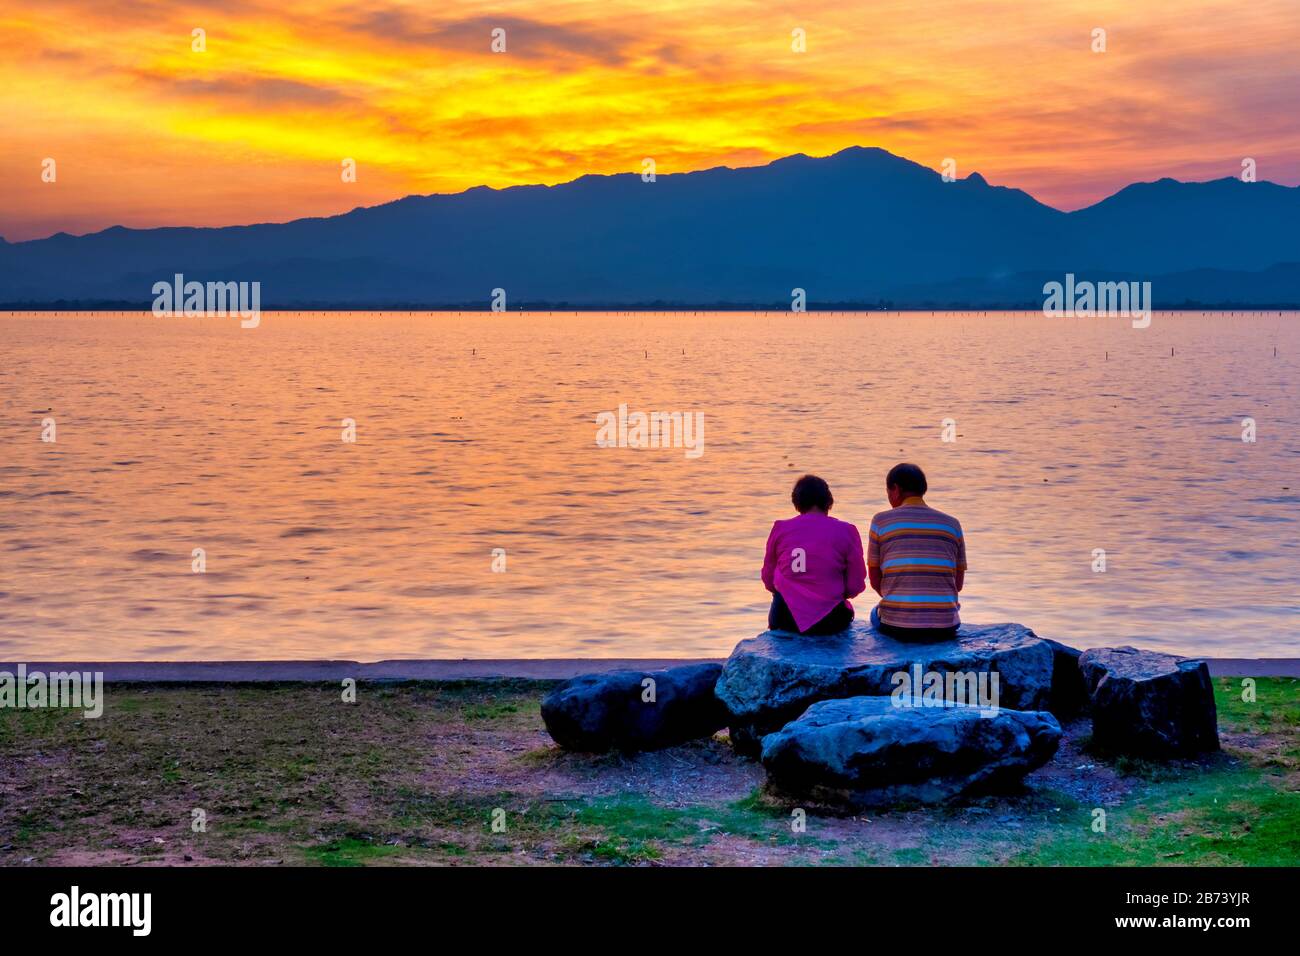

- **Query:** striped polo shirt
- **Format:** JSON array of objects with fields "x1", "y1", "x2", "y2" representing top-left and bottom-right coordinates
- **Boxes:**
[{"x1": 867, "y1": 497, "x2": 966, "y2": 629}]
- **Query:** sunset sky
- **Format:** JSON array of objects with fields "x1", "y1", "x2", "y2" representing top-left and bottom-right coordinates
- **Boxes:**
[{"x1": 2, "y1": 0, "x2": 1297, "y2": 241}]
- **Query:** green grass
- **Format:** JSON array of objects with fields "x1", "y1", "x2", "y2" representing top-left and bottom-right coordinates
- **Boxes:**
[
  {"x1": 461, "y1": 702, "x2": 521, "y2": 721},
  {"x1": 304, "y1": 838, "x2": 410, "y2": 867},
  {"x1": 1006, "y1": 676, "x2": 1300, "y2": 865}
]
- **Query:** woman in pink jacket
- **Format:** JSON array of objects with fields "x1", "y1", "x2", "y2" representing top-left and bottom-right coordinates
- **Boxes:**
[{"x1": 761, "y1": 474, "x2": 867, "y2": 635}]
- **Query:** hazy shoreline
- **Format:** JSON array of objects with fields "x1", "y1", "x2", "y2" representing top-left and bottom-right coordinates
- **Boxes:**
[{"x1": 7, "y1": 303, "x2": 1300, "y2": 312}]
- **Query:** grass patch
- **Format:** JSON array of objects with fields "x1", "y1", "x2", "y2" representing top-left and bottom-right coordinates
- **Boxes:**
[
  {"x1": 303, "y1": 838, "x2": 409, "y2": 867},
  {"x1": 461, "y1": 702, "x2": 520, "y2": 721},
  {"x1": 1007, "y1": 677, "x2": 1300, "y2": 865},
  {"x1": 2, "y1": 677, "x2": 1295, "y2": 866}
]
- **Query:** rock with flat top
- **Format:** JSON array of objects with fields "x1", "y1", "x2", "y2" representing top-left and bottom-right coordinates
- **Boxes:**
[
  {"x1": 1079, "y1": 646, "x2": 1219, "y2": 757},
  {"x1": 542, "y1": 663, "x2": 727, "y2": 752},
  {"x1": 760, "y1": 696, "x2": 1062, "y2": 807},
  {"x1": 715, "y1": 621, "x2": 1078, "y2": 755}
]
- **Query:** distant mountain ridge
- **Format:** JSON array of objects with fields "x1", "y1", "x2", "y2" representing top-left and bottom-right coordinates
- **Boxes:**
[{"x1": 3, "y1": 146, "x2": 1298, "y2": 307}]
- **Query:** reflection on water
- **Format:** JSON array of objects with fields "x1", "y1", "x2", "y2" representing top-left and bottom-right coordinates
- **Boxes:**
[{"x1": 0, "y1": 311, "x2": 1296, "y2": 660}]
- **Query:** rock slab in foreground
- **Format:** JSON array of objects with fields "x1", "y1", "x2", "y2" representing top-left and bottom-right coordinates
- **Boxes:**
[
  {"x1": 715, "y1": 622, "x2": 1076, "y2": 755},
  {"x1": 760, "y1": 696, "x2": 1062, "y2": 807},
  {"x1": 542, "y1": 663, "x2": 727, "y2": 752},
  {"x1": 1079, "y1": 646, "x2": 1219, "y2": 757}
]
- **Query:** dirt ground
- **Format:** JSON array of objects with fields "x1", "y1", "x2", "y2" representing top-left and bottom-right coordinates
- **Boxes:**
[{"x1": 1, "y1": 677, "x2": 1296, "y2": 866}]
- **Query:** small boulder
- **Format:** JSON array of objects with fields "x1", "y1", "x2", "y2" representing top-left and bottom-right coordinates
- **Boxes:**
[
  {"x1": 760, "y1": 696, "x2": 1062, "y2": 807},
  {"x1": 1079, "y1": 646, "x2": 1219, "y2": 757},
  {"x1": 542, "y1": 663, "x2": 727, "y2": 753},
  {"x1": 715, "y1": 621, "x2": 1070, "y2": 755}
]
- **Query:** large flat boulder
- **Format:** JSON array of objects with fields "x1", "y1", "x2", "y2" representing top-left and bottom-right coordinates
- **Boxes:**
[
  {"x1": 715, "y1": 621, "x2": 1076, "y2": 755},
  {"x1": 1079, "y1": 646, "x2": 1219, "y2": 757},
  {"x1": 760, "y1": 696, "x2": 1062, "y2": 807},
  {"x1": 541, "y1": 663, "x2": 727, "y2": 753}
]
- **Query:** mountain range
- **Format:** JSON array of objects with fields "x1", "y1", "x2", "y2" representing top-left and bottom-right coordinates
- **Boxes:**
[{"x1": 3, "y1": 146, "x2": 1298, "y2": 308}]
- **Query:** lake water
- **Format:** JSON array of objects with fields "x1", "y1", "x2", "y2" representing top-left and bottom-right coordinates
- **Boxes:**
[{"x1": 1, "y1": 310, "x2": 1296, "y2": 661}]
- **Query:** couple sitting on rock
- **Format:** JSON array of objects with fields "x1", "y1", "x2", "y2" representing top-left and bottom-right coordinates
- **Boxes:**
[{"x1": 761, "y1": 463, "x2": 966, "y2": 643}]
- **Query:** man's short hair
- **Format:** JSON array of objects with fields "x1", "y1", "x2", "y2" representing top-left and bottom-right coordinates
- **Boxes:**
[
  {"x1": 791, "y1": 474, "x2": 833, "y2": 513},
  {"x1": 886, "y1": 463, "x2": 928, "y2": 497}
]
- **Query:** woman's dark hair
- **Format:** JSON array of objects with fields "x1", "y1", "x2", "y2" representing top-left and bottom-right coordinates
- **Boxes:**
[
  {"x1": 886, "y1": 462, "x2": 928, "y2": 496},
  {"x1": 791, "y1": 474, "x2": 833, "y2": 513}
]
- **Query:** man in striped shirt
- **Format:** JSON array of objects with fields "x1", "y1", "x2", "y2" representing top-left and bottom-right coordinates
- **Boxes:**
[{"x1": 867, "y1": 463, "x2": 966, "y2": 641}]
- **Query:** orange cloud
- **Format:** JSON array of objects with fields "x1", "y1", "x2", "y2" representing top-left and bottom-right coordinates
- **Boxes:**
[{"x1": 1, "y1": 0, "x2": 1297, "y2": 240}]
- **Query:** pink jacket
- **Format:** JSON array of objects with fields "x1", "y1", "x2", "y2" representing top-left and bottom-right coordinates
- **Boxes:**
[{"x1": 761, "y1": 512, "x2": 867, "y2": 631}]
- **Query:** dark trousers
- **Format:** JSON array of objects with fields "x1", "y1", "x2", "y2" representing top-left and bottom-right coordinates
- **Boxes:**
[
  {"x1": 768, "y1": 592, "x2": 854, "y2": 635},
  {"x1": 869, "y1": 604, "x2": 959, "y2": 643}
]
